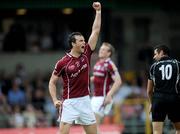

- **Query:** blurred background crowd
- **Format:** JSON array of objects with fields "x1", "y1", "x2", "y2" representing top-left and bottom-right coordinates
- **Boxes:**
[{"x1": 0, "y1": 0, "x2": 179, "y2": 133}]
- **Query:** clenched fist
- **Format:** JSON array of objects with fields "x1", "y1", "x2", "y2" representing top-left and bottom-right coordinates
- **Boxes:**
[
  {"x1": 54, "y1": 100, "x2": 62, "y2": 109},
  {"x1": 93, "y1": 2, "x2": 101, "y2": 11}
]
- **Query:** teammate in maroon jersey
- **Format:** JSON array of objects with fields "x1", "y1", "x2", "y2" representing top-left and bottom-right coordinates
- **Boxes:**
[
  {"x1": 48, "y1": 2, "x2": 101, "y2": 134},
  {"x1": 91, "y1": 42, "x2": 122, "y2": 133}
]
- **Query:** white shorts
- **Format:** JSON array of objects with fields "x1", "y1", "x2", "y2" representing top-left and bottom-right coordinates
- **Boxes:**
[
  {"x1": 91, "y1": 96, "x2": 113, "y2": 117},
  {"x1": 58, "y1": 95, "x2": 96, "y2": 125}
]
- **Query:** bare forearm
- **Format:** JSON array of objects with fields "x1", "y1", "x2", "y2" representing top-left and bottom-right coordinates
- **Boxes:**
[
  {"x1": 88, "y1": 2, "x2": 101, "y2": 50},
  {"x1": 147, "y1": 80, "x2": 154, "y2": 104},
  {"x1": 49, "y1": 82, "x2": 58, "y2": 102},
  {"x1": 147, "y1": 92, "x2": 152, "y2": 103},
  {"x1": 92, "y1": 11, "x2": 101, "y2": 35},
  {"x1": 108, "y1": 80, "x2": 122, "y2": 97}
]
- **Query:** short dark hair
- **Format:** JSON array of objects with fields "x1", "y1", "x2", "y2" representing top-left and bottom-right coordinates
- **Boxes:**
[
  {"x1": 68, "y1": 32, "x2": 83, "y2": 48},
  {"x1": 154, "y1": 45, "x2": 170, "y2": 56}
]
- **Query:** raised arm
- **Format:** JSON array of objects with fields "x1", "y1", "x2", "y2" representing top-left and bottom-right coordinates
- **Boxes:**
[{"x1": 88, "y1": 2, "x2": 101, "y2": 51}]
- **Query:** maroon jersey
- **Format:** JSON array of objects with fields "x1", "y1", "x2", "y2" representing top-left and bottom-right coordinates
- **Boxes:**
[
  {"x1": 53, "y1": 44, "x2": 92, "y2": 100},
  {"x1": 93, "y1": 58, "x2": 115, "y2": 96}
]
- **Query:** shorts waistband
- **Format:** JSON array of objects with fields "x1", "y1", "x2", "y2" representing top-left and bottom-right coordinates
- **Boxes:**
[{"x1": 66, "y1": 95, "x2": 90, "y2": 100}]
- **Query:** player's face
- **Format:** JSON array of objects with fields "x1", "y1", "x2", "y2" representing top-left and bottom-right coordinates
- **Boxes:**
[
  {"x1": 73, "y1": 35, "x2": 85, "y2": 53},
  {"x1": 153, "y1": 49, "x2": 163, "y2": 61},
  {"x1": 98, "y1": 45, "x2": 110, "y2": 59}
]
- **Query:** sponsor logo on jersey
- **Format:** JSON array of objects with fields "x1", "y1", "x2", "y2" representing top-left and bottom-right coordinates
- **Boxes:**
[{"x1": 71, "y1": 64, "x2": 88, "y2": 78}]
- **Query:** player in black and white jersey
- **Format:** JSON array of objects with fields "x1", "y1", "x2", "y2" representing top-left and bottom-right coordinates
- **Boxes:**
[{"x1": 147, "y1": 45, "x2": 180, "y2": 134}]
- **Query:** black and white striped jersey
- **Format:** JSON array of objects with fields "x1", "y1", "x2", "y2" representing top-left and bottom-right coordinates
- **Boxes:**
[{"x1": 148, "y1": 56, "x2": 180, "y2": 94}]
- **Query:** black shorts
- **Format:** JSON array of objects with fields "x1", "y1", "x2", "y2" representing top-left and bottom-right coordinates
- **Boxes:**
[{"x1": 152, "y1": 93, "x2": 180, "y2": 122}]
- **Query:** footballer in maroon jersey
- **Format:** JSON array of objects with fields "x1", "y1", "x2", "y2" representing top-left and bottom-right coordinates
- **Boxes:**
[
  {"x1": 91, "y1": 42, "x2": 122, "y2": 133},
  {"x1": 53, "y1": 44, "x2": 92, "y2": 99},
  {"x1": 93, "y1": 58, "x2": 115, "y2": 96},
  {"x1": 49, "y1": 2, "x2": 101, "y2": 134}
]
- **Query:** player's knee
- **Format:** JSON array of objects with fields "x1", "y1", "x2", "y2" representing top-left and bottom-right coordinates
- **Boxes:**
[
  {"x1": 86, "y1": 129, "x2": 97, "y2": 134},
  {"x1": 60, "y1": 124, "x2": 70, "y2": 134},
  {"x1": 59, "y1": 128, "x2": 67, "y2": 134},
  {"x1": 87, "y1": 132, "x2": 97, "y2": 134},
  {"x1": 60, "y1": 129, "x2": 69, "y2": 134}
]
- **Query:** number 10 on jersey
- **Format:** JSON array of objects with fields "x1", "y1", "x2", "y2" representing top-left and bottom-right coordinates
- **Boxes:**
[{"x1": 159, "y1": 64, "x2": 172, "y2": 80}]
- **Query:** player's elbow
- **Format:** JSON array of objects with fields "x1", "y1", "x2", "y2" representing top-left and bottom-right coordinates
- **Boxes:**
[
  {"x1": 48, "y1": 80, "x2": 53, "y2": 91},
  {"x1": 93, "y1": 23, "x2": 101, "y2": 33},
  {"x1": 115, "y1": 78, "x2": 122, "y2": 88},
  {"x1": 117, "y1": 80, "x2": 122, "y2": 87},
  {"x1": 93, "y1": 30, "x2": 100, "y2": 37},
  {"x1": 49, "y1": 78, "x2": 56, "y2": 89}
]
